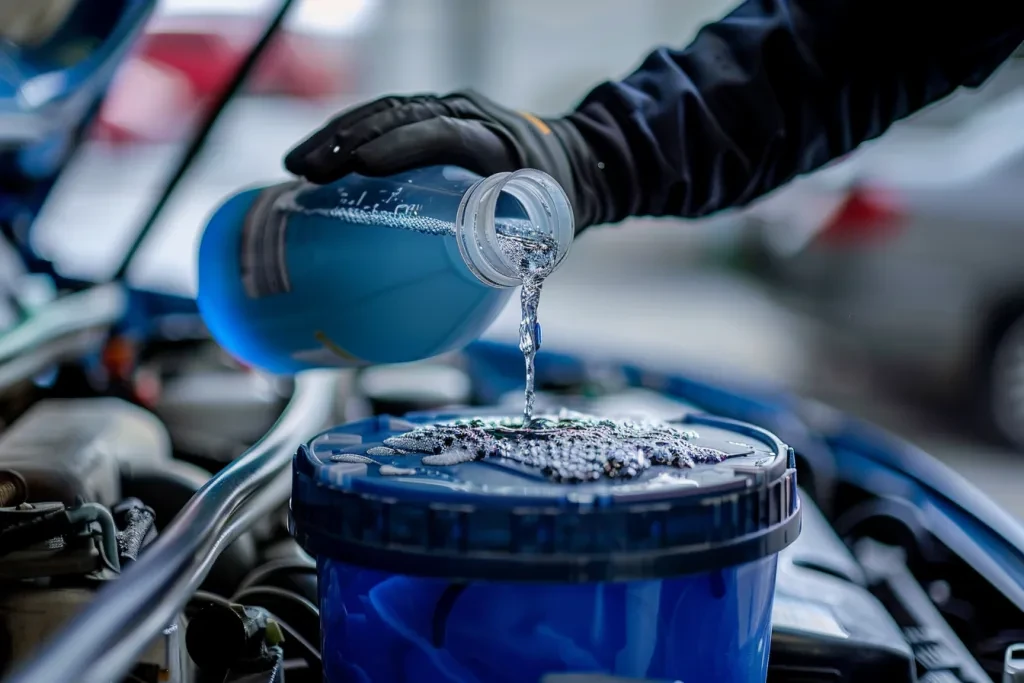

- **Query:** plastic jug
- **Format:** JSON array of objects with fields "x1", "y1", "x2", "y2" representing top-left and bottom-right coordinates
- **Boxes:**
[{"x1": 197, "y1": 166, "x2": 574, "y2": 374}]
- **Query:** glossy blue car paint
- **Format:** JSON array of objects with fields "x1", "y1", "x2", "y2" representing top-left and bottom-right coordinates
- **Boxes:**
[
  {"x1": 0, "y1": 0, "x2": 156, "y2": 157},
  {"x1": 0, "y1": 0, "x2": 158, "y2": 286}
]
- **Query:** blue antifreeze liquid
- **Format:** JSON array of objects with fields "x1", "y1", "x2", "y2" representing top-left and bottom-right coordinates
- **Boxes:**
[{"x1": 197, "y1": 166, "x2": 543, "y2": 375}]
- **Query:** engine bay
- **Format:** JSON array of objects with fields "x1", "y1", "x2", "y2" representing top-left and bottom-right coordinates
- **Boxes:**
[{"x1": 0, "y1": 336, "x2": 1021, "y2": 682}]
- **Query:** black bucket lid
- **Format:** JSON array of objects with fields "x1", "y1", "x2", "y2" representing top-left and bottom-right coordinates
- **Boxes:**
[{"x1": 290, "y1": 410, "x2": 801, "y2": 582}]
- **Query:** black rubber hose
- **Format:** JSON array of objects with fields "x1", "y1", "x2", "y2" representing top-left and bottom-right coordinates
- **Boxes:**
[{"x1": 236, "y1": 558, "x2": 318, "y2": 604}]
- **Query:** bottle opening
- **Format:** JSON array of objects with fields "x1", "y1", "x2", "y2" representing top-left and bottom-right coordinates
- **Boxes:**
[{"x1": 455, "y1": 169, "x2": 574, "y2": 288}]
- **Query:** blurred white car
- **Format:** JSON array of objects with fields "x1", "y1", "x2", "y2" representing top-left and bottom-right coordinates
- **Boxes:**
[{"x1": 740, "y1": 88, "x2": 1024, "y2": 450}]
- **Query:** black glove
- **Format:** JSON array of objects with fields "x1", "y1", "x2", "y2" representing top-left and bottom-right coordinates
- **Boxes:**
[{"x1": 283, "y1": 91, "x2": 613, "y2": 232}]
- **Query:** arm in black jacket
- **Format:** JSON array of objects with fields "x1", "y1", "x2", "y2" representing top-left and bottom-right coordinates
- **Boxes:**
[
  {"x1": 570, "y1": 0, "x2": 1024, "y2": 224},
  {"x1": 285, "y1": 0, "x2": 1024, "y2": 230}
]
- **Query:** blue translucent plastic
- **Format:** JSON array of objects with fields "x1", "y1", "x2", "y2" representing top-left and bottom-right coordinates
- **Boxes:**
[
  {"x1": 318, "y1": 555, "x2": 777, "y2": 683},
  {"x1": 197, "y1": 166, "x2": 516, "y2": 374},
  {"x1": 293, "y1": 411, "x2": 800, "y2": 683}
]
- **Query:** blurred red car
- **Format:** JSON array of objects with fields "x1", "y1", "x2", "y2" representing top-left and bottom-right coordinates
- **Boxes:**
[{"x1": 93, "y1": 13, "x2": 351, "y2": 143}]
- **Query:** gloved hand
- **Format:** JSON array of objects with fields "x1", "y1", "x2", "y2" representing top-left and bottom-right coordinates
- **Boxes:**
[{"x1": 283, "y1": 91, "x2": 612, "y2": 232}]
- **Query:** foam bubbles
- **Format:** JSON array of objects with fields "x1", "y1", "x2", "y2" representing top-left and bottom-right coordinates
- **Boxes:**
[{"x1": 380, "y1": 411, "x2": 727, "y2": 483}]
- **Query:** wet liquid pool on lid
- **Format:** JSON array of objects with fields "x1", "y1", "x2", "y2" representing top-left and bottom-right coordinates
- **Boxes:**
[{"x1": 357, "y1": 412, "x2": 729, "y2": 483}]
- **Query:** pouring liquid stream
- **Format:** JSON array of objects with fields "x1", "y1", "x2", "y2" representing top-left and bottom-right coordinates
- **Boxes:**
[
  {"x1": 493, "y1": 226, "x2": 555, "y2": 427},
  {"x1": 518, "y1": 273, "x2": 543, "y2": 425}
]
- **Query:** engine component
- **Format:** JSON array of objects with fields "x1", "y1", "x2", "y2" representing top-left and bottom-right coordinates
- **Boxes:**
[
  {"x1": 357, "y1": 361, "x2": 472, "y2": 415},
  {"x1": 857, "y1": 539, "x2": 991, "y2": 683},
  {"x1": 153, "y1": 371, "x2": 286, "y2": 463},
  {"x1": 770, "y1": 492, "x2": 916, "y2": 682},
  {"x1": 783, "y1": 483, "x2": 865, "y2": 585},
  {"x1": 4, "y1": 371, "x2": 336, "y2": 683},
  {"x1": 230, "y1": 586, "x2": 320, "y2": 666},
  {"x1": 0, "y1": 398, "x2": 170, "y2": 506},
  {"x1": 1006, "y1": 644, "x2": 1024, "y2": 683},
  {"x1": 0, "y1": 470, "x2": 27, "y2": 507},
  {"x1": 0, "y1": 501, "x2": 118, "y2": 579},
  {"x1": 186, "y1": 601, "x2": 284, "y2": 675},
  {"x1": 0, "y1": 589, "x2": 188, "y2": 681},
  {"x1": 0, "y1": 490, "x2": 171, "y2": 678},
  {"x1": 771, "y1": 562, "x2": 915, "y2": 681},
  {"x1": 0, "y1": 588, "x2": 95, "y2": 677}
]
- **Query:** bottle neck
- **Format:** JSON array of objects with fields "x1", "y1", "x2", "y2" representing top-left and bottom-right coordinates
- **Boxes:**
[{"x1": 454, "y1": 169, "x2": 575, "y2": 289}]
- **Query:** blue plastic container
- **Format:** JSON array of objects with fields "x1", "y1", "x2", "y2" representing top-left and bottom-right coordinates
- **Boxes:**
[
  {"x1": 291, "y1": 411, "x2": 801, "y2": 683},
  {"x1": 197, "y1": 166, "x2": 573, "y2": 374}
]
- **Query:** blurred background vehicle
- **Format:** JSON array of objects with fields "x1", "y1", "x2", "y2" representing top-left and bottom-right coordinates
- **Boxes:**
[
  {"x1": 92, "y1": 0, "x2": 354, "y2": 144},
  {"x1": 735, "y1": 84, "x2": 1024, "y2": 452}
]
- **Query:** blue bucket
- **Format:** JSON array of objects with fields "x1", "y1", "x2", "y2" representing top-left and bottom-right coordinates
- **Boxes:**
[{"x1": 291, "y1": 411, "x2": 801, "y2": 683}]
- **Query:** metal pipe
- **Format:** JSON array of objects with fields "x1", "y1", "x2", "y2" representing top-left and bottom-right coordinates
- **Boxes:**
[{"x1": 2, "y1": 370, "x2": 336, "y2": 683}]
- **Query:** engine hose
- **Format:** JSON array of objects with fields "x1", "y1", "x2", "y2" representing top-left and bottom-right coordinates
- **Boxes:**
[
  {"x1": 66, "y1": 502, "x2": 121, "y2": 573},
  {"x1": 0, "y1": 501, "x2": 120, "y2": 572}
]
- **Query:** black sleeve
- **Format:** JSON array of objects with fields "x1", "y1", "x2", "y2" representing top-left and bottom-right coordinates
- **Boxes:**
[{"x1": 568, "y1": 0, "x2": 1024, "y2": 223}]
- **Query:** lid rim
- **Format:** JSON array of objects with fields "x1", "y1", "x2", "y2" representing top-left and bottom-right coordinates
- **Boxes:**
[
  {"x1": 291, "y1": 411, "x2": 802, "y2": 582},
  {"x1": 291, "y1": 495, "x2": 801, "y2": 582}
]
